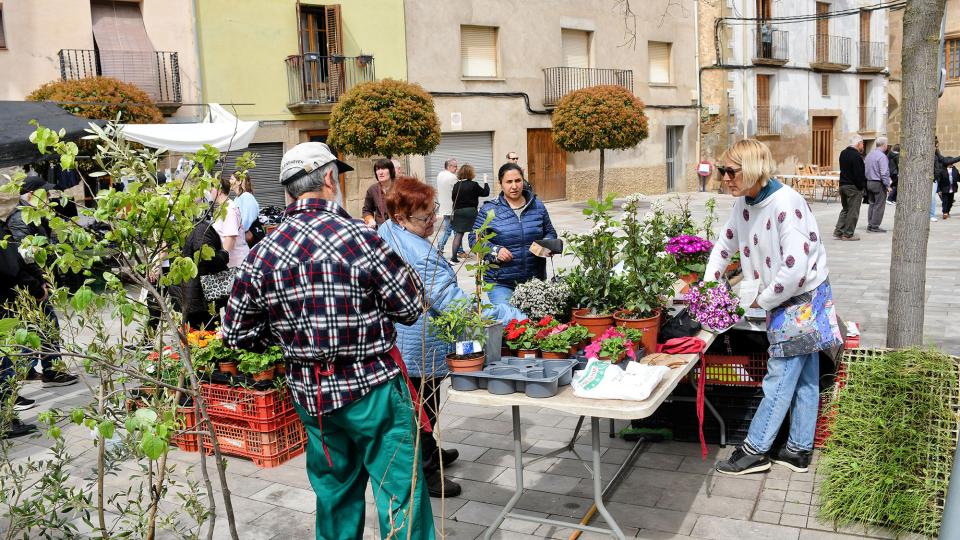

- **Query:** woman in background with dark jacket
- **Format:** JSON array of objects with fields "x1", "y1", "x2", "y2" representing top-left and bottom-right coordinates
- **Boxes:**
[
  {"x1": 471, "y1": 163, "x2": 557, "y2": 305},
  {"x1": 180, "y1": 212, "x2": 230, "y2": 329},
  {"x1": 449, "y1": 164, "x2": 489, "y2": 263}
]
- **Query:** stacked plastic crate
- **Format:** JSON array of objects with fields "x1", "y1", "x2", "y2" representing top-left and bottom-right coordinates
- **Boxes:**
[{"x1": 198, "y1": 383, "x2": 306, "y2": 467}]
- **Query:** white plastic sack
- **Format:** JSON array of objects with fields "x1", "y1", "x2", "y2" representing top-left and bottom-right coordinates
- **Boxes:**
[{"x1": 571, "y1": 359, "x2": 670, "y2": 401}]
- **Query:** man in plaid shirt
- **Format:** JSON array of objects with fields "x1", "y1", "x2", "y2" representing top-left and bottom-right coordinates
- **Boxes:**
[{"x1": 223, "y1": 142, "x2": 434, "y2": 539}]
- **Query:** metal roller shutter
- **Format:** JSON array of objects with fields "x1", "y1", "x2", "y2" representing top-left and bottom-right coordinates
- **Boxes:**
[
  {"x1": 221, "y1": 142, "x2": 285, "y2": 209},
  {"x1": 424, "y1": 132, "x2": 495, "y2": 200}
]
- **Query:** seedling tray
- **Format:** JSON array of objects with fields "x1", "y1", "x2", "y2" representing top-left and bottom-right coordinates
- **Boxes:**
[{"x1": 449, "y1": 357, "x2": 577, "y2": 398}]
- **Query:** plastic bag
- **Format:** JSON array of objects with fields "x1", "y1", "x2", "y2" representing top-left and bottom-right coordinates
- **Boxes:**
[{"x1": 571, "y1": 359, "x2": 670, "y2": 401}]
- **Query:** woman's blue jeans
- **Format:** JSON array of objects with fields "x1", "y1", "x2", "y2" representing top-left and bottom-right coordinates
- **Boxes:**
[
  {"x1": 744, "y1": 351, "x2": 820, "y2": 453},
  {"x1": 487, "y1": 284, "x2": 514, "y2": 306}
]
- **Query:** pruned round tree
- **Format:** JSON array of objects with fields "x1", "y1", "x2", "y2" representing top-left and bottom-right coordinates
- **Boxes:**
[
  {"x1": 28, "y1": 76, "x2": 164, "y2": 124},
  {"x1": 328, "y1": 78, "x2": 441, "y2": 158},
  {"x1": 551, "y1": 85, "x2": 649, "y2": 199}
]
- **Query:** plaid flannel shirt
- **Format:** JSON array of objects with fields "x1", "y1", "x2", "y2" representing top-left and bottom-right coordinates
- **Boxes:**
[{"x1": 222, "y1": 199, "x2": 423, "y2": 416}]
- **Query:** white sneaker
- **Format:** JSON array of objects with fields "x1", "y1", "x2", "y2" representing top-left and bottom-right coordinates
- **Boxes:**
[
  {"x1": 886, "y1": 200, "x2": 895, "y2": 206},
  {"x1": 931, "y1": 217, "x2": 939, "y2": 222}
]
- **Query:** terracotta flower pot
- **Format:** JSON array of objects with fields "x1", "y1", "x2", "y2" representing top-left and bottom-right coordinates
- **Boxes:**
[
  {"x1": 540, "y1": 350, "x2": 570, "y2": 360},
  {"x1": 446, "y1": 352, "x2": 485, "y2": 373},
  {"x1": 517, "y1": 348, "x2": 539, "y2": 359},
  {"x1": 219, "y1": 361, "x2": 238, "y2": 376},
  {"x1": 501, "y1": 346, "x2": 517, "y2": 357},
  {"x1": 572, "y1": 308, "x2": 614, "y2": 339},
  {"x1": 614, "y1": 309, "x2": 661, "y2": 359},
  {"x1": 275, "y1": 363, "x2": 285, "y2": 376},
  {"x1": 725, "y1": 261, "x2": 740, "y2": 275},
  {"x1": 597, "y1": 351, "x2": 628, "y2": 364},
  {"x1": 679, "y1": 273, "x2": 700, "y2": 293},
  {"x1": 250, "y1": 366, "x2": 276, "y2": 382}
]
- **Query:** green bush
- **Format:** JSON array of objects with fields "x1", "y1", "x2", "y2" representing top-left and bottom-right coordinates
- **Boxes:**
[
  {"x1": 328, "y1": 78, "x2": 440, "y2": 158},
  {"x1": 551, "y1": 85, "x2": 648, "y2": 199},
  {"x1": 819, "y1": 347, "x2": 959, "y2": 536},
  {"x1": 28, "y1": 76, "x2": 164, "y2": 124}
]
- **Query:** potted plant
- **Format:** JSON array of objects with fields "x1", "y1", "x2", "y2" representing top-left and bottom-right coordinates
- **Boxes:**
[
  {"x1": 664, "y1": 234, "x2": 713, "y2": 287},
  {"x1": 584, "y1": 327, "x2": 637, "y2": 368},
  {"x1": 562, "y1": 195, "x2": 623, "y2": 336},
  {"x1": 509, "y1": 278, "x2": 572, "y2": 321},
  {"x1": 684, "y1": 281, "x2": 744, "y2": 333},
  {"x1": 434, "y1": 297, "x2": 492, "y2": 372},
  {"x1": 617, "y1": 326, "x2": 646, "y2": 357},
  {"x1": 187, "y1": 329, "x2": 219, "y2": 374},
  {"x1": 238, "y1": 349, "x2": 277, "y2": 382},
  {"x1": 357, "y1": 52, "x2": 373, "y2": 66},
  {"x1": 537, "y1": 323, "x2": 590, "y2": 358},
  {"x1": 190, "y1": 331, "x2": 239, "y2": 375}
]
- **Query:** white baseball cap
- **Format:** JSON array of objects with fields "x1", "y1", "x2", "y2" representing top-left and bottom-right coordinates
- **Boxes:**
[{"x1": 279, "y1": 142, "x2": 354, "y2": 185}]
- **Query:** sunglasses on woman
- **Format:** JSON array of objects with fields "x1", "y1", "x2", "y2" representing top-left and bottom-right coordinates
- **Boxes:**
[{"x1": 716, "y1": 165, "x2": 742, "y2": 179}]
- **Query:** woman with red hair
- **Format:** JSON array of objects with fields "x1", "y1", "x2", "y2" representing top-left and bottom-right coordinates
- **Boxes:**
[{"x1": 378, "y1": 176, "x2": 523, "y2": 499}]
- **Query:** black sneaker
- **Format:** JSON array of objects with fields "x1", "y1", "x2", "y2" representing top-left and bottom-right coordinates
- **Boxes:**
[
  {"x1": 440, "y1": 447, "x2": 459, "y2": 467},
  {"x1": 13, "y1": 395, "x2": 35, "y2": 412},
  {"x1": 1, "y1": 419, "x2": 38, "y2": 439},
  {"x1": 24, "y1": 370, "x2": 43, "y2": 383},
  {"x1": 42, "y1": 370, "x2": 78, "y2": 387},
  {"x1": 425, "y1": 470, "x2": 462, "y2": 498},
  {"x1": 715, "y1": 446, "x2": 771, "y2": 476},
  {"x1": 771, "y1": 446, "x2": 813, "y2": 473}
]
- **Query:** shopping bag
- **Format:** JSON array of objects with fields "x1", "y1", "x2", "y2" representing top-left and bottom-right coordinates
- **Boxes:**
[{"x1": 571, "y1": 359, "x2": 670, "y2": 401}]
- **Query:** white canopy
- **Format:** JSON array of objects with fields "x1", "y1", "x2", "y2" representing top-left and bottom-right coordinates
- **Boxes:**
[{"x1": 119, "y1": 104, "x2": 258, "y2": 153}]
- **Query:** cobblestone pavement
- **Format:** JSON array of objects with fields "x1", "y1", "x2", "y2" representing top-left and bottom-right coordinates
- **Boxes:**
[{"x1": 7, "y1": 192, "x2": 949, "y2": 539}]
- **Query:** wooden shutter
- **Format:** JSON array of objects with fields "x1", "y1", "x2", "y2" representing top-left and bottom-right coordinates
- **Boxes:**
[
  {"x1": 756, "y1": 75, "x2": 771, "y2": 131},
  {"x1": 648, "y1": 41, "x2": 671, "y2": 84},
  {"x1": 860, "y1": 10, "x2": 871, "y2": 43},
  {"x1": 0, "y1": 6, "x2": 6, "y2": 49},
  {"x1": 947, "y1": 38, "x2": 960, "y2": 80},
  {"x1": 90, "y1": 1, "x2": 160, "y2": 100},
  {"x1": 325, "y1": 5, "x2": 344, "y2": 99},
  {"x1": 561, "y1": 29, "x2": 590, "y2": 69},
  {"x1": 821, "y1": 74, "x2": 829, "y2": 97},
  {"x1": 461, "y1": 26, "x2": 498, "y2": 77}
]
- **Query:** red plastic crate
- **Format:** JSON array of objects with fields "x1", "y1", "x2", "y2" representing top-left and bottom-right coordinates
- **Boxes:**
[
  {"x1": 687, "y1": 353, "x2": 767, "y2": 387},
  {"x1": 171, "y1": 406, "x2": 200, "y2": 452},
  {"x1": 814, "y1": 390, "x2": 836, "y2": 448},
  {"x1": 200, "y1": 411, "x2": 306, "y2": 468},
  {"x1": 199, "y1": 383, "x2": 293, "y2": 423}
]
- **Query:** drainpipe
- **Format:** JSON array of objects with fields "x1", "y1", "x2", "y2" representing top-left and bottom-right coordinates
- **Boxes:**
[
  {"x1": 693, "y1": 0, "x2": 702, "y2": 163},
  {"x1": 740, "y1": 0, "x2": 748, "y2": 140},
  {"x1": 191, "y1": 0, "x2": 206, "y2": 121}
]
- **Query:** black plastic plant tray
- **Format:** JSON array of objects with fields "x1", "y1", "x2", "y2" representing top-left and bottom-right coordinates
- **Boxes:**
[{"x1": 449, "y1": 357, "x2": 578, "y2": 398}]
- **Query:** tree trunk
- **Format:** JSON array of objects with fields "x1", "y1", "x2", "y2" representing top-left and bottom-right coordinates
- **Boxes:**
[
  {"x1": 597, "y1": 149, "x2": 606, "y2": 200},
  {"x1": 886, "y1": 0, "x2": 947, "y2": 348}
]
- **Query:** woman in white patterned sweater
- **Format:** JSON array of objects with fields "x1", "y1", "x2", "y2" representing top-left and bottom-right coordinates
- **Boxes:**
[{"x1": 705, "y1": 139, "x2": 843, "y2": 476}]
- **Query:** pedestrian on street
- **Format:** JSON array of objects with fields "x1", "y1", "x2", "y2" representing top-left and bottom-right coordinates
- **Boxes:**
[
  {"x1": 363, "y1": 159, "x2": 396, "y2": 228},
  {"x1": 378, "y1": 176, "x2": 527, "y2": 499},
  {"x1": 886, "y1": 143, "x2": 900, "y2": 204},
  {"x1": 223, "y1": 142, "x2": 434, "y2": 540},
  {"x1": 864, "y1": 136, "x2": 891, "y2": 233},
  {"x1": 180, "y1": 209, "x2": 230, "y2": 330},
  {"x1": 210, "y1": 176, "x2": 250, "y2": 270},
  {"x1": 450, "y1": 163, "x2": 490, "y2": 263},
  {"x1": 471, "y1": 163, "x2": 557, "y2": 306},
  {"x1": 935, "y1": 137, "x2": 960, "y2": 222},
  {"x1": 833, "y1": 135, "x2": 866, "y2": 241},
  {"x1": 435, "y1": 158, "x2": 460, "y2": 257},
  {"x1": 940, "y1": 165, "x2": 960, "y2": 220},
  {"x1": 231, "y1": 174, "x2": 262, "y2": 247},
  {"x1": 706, "y1": 139, "x2": 842, "y2": 476}
]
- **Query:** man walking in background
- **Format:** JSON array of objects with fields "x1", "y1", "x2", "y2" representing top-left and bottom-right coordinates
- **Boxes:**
[
  {"x1": 435, "y1": 158, "x2": 460, "y2": 257},
  {"x1": 834, "y1": 135, "x2": 866, "y2": 241},
  {"x1": 864, "y1": 136, "x2": 891, "y2": 233},
  {"x1": 886, "y1": 143, "x2": 900, "y2": 205}
]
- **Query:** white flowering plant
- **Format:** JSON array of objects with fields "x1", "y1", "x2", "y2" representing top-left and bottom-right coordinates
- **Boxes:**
[{"x1": 509, "y1": 278, "x2": 571, "y2": 321}]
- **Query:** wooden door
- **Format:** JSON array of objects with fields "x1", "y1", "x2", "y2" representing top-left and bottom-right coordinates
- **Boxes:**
[
  {"x1": 812, "y1": 116, "x2": 834, "y2": 169},
  {"x1": 756, "y1": 74, "x2": 771, "y2": 132},
  {"x1": 816, "y1": 2, "x2": 830, "y2": 62},
  {"x1": 666, "y1": 126, "x2": 683, "y2": 192},
  {"x1": 859, "y1": 79, "x2": 869, "y2": 130},
  {"x1": 527, "y1": 129, "x2": 567, "y2": 201},
  {"x1": 299, "y1": 5, "x2": 342, "y2": 101}
]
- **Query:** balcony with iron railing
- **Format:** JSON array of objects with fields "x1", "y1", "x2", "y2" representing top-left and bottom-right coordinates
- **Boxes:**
[
  {"x1": 542, "y1": 67, "x2": 633, "y2": 108},
  {"x1": 752, "y1": 28, "x2": 789, "y2": 65},
  {"x1": 285, "y1": 54, "x2": 376, "y2": 114},
  {"x1": 58, "y1": 49, "x2": 181, "y2": 113},
  {"x1": 755, "y1": 105, "x2": 782, "y2": 136},
  {"x1": 808, "y1": 34, "x2": 852, "y2": 71},
  {"x1": 858, "y1": 41, "x2": 886, "y2": 72},
  {"x1": 858, "y1": 105, "x2": 877, "y2": 133}
]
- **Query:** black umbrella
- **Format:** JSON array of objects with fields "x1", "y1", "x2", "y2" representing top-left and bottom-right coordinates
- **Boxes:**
[{"x1": 0, "y1": 101, "x2": 104, "y2": 168}]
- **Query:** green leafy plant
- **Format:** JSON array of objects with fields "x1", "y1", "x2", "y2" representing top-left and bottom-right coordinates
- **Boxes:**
[
  {"x1": 561, "y1": 195, "x2": 624, "y2": 314},
  {"x1": 618, "y1": 194, "x2": 679, "y2": 318},
  {"x1": 328, "y1": 78, "x2": 441, "y2": 158},
  {"x1": 432, "y1": 298, "x2": 492, "y2": 354},
  {"x1": 237, "y1": 348, "x2": 279, "y2": 375},
  {"x1": 618, "y1": 327, "x2": 644, "y2": 344},
  {"x1": 819, "y1": 347, "x2": 959, "y2": 536},
  {"x1": 27, "y1": 76, "x2": 164, "y2": 124},
  {"x1": 551, "y1": 85, "x2": 649, "y2": 199},
  {"x1": 538, "y1": 324, "x2": 590, "y2": 353}
]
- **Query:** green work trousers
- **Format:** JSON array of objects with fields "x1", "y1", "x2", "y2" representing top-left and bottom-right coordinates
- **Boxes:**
[{"x1": 293, "y1": 377, "x2": 435, "y2": 540}]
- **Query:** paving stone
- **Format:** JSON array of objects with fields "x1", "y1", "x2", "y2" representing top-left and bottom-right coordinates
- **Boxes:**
[
  {"x1": 254, "y1": 507, "x2": 315, "y2": 538},
  {"x1": 789, "y1": 479, "x2": 815, "y2": 493},
  {"x1": 248, "y1": 483, "x2": 316, "y2": 514},
  {"x1": 251, "y1": 460, "x2": 314, "y2": 491},
  {"x1": 756, "y1": 499, "x2": 784, "y2": 513},
  {"x1": 690, "y1": 515, "x2": 801, "y2": 540},
  {"x1": 786, "y1": 490, "x2": 813, "y2": 504},
  {"x1": 445, "y1": 460, "x2": 507, "y2": 482},
  {"x1": 656, "y1": 489, "x2": 755, "y2": 520},
  {"x1": 430, "y1": 496, "x2": 467, "y2": 519},
  {"x1": 760, "y1": 488, "x2": 787, "y2": 502},
  {"x1": 604, "y1": 502, "x2": 700, "y2": 535},
  {"x1": 780, "y1": 513, "x2": 808, "y2": 527},
  {"x1": 707, "y1": 475, "x2": 763, "y2": 500},
  {"x1": 764, "y1": 477, "x2": 790, "y2": 491},
  {"x1": 753, "y1": 510, "x2": 782, "y2": 524},
  {"x1": 806, "y1": 515, "x2": 837, "y2": 532},
  {"x1": 535, "y1": 521, "x2": 642, "y2": 539},
  {"x1": 798, "y1": 530, "x2": 870, "y2": 540},
  {"x1": 512, "y1": 491, "x2": 596, "y2": 519},
  {"x1": 434, "y1": 518, "x2": 485, "y2": 539},
  {"x1": 634, "y1": 530, "x2": 701, "y2": 540},
  {"x1": 492, "y1": 468, "x2": 582, "y2": 495},
  {"x1": 451, "y1": 500, "x2": 547, "y2": 534},
  {"x1": 783, "y1": 502, "x2": 810, "y2": 516},
  {"x1": 440, "y1": 441, "x2": 490, "y2": 463}
]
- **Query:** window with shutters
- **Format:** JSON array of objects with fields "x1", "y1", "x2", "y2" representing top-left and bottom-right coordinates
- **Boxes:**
[
  {"x1": 947, "y1": 37, "x2": 960, "y2": 81},
  {"x1": 561, "y1": 29, "x2": 590, "y2": 68},
  {"x1": 0, "y1": 5, "x2": 6, "y2": 49},
  {"x1": 648, "y1": 41, "x2": 672, "y2": 84},
  {"x1": 821, "y1": 74, "x2": 829, "y2": 96},
  {"x1": 461, "y1": 25, "x2": 498, "y2": 78}
]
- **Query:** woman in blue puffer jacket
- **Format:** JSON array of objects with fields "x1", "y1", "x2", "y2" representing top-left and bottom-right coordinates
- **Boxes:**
[
  {"x1": 378, "y1": 176, "x2": 524, "y2": 498},
  {"x1": 470, "y1": 163, "x2": 558, "y2": 305}
]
